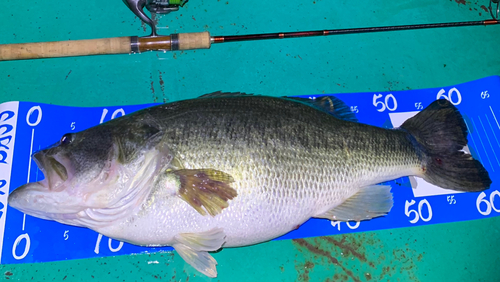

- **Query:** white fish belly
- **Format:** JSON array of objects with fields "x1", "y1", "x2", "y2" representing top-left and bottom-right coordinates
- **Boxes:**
[{"x1": 97, "y1": 185, "x2": 343, "y2": 248}]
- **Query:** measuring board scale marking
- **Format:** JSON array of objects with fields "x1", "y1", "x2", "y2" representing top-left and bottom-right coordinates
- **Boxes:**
[{"x1": 1, "y1": 76, "x2": 499, "y2": 264}]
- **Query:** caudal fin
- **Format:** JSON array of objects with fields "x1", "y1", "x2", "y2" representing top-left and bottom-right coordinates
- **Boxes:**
[{"x1": 401, "y1": 99, "x2": 491, "y2": 192}]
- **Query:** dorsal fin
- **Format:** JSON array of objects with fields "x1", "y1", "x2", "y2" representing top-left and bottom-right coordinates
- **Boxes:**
[
  {"x1": 287, "y1": 96, "x2": 358, "y2": 122},
  {"x1": 199, "y1": 91, "x2": 255, "y2": 98},
  {"x1": 198, "y1": 92, "x2": 357, "y2": 122}
]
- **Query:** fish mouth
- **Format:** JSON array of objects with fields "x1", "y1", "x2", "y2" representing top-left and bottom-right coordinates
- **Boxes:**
[
  {"x1": 8, "y1": 151, "x2": 81, "y2": 219},
  {"x1": 33, "y1": 151, "x2": 70, "y2": 191}
]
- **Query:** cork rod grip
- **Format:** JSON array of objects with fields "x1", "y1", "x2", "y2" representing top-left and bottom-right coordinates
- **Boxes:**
[
  {"x1": 177, "y1": 32, "x2": 211, "y2": 50},
  {"x1": 0, "y1": 37, "x2": 132, "y2": 61}
]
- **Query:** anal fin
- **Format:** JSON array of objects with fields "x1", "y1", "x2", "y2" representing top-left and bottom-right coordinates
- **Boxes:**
[
  {"x1": 315, "y1": 185, "x2": 393, "y2": 221},
  {"x1": 173, "y1": 228, "x2": 226, "y2": 278}
]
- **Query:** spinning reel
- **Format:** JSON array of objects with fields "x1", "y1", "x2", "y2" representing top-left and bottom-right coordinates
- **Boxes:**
[{"x1": 122, "y1": 0, "x2": 188, "y2": 36}]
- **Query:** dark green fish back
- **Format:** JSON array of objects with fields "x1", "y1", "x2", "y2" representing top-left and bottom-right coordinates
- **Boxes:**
[{"x1": 122, "y1": 96, "x2": 422, "y2": 191}]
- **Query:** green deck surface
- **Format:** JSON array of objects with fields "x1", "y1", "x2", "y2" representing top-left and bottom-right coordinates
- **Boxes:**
[{"x1": 1, "y1": 0, "x2": 499, "y2": 281}]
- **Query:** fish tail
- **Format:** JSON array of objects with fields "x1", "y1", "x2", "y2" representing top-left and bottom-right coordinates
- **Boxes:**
[{"x1": 400, "y1": 99, "x2": 491, "y2": 192}]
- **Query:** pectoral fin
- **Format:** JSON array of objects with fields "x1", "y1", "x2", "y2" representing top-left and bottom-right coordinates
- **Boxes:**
[
  {"x1": 171, "y1": 169, "x2": 237, "y2": 216},
  {"x1": 173, "y1": 228, "x2": 226, "y2": 278},
  {"x1": 315, "y1": 185, "x2": 393, "y2": 221}
]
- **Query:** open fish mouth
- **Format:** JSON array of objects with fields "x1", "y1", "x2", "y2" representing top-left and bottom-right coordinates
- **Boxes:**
[
  {"x1": 32, "y1": 151, "x2": 69, "y2": 191},
  {"x1": 8, "y1": 150, "x2": 83, "y2": 218}
]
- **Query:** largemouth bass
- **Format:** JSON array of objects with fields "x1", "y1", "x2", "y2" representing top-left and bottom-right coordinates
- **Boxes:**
[{"x1": 8, "y1": 93, "x2": 491, "y2": 277}]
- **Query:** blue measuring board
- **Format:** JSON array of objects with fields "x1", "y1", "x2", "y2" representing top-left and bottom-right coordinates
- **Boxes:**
[{"x1": 0, "y1": 76, "x2": 499, "y2": 264}]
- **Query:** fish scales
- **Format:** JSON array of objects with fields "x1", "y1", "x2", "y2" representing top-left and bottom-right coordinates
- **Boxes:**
[{"x1": 96, "y1": 96, "x2": 421, "y2": 247}]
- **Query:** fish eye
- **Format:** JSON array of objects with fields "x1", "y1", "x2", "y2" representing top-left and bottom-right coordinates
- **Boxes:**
[{"x1": 60, "y1": 133, "x2": 74, "y2": 145}]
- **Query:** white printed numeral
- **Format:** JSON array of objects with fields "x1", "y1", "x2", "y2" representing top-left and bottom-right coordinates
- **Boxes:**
[
  {"x1": 436, "y1": 88, "x2": 462, "y2": 105},
  {"x1": 12, "y1": 233, "x2": 30, "y2": 260},
  {"x1": 405, "y1": 199, "x2": 432, "y2": 224},
  {"x1": 94, "y1": 234, "x2": 124, "y2": 254},
  {"x1": 481, "y1": 91, "x2": 490, "y2": 99},
  {"x1": 476, "y1": 191, "x2": 500, "y2": 216},
  {"x1": 331, "y1": 220, "x2": 360, "y2": 231},
  {"x1": 26, "y1": 106, "x2": 42, "y2": 127},
  {"x1": 100, "y1": 108, "x2": 125, "y2": 124},
  {"x1": 447, "y1": 195, "x2": 457, "y2": 204},
  {"x1": 373, "y1": 94, "x2": 397, "y2": 112}
]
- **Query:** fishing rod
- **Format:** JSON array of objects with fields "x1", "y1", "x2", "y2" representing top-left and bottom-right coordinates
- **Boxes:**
[{"x1": 0, "y1": 0, "x2": 499, "y2": 61}]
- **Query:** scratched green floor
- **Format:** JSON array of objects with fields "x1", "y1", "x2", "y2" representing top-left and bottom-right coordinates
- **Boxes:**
[{"x1": 1, "y1": 0, "x2": 500, "y2": 281}]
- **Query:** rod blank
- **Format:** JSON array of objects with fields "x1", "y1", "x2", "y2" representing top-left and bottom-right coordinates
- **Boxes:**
[{"x1": 212, "y1": 20, "x2": 500, "y2": 43}]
